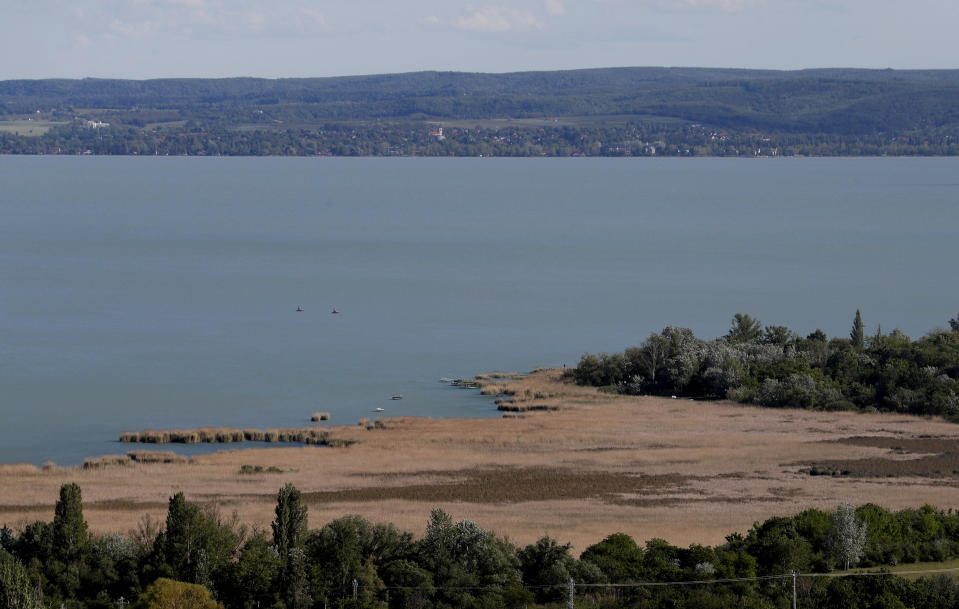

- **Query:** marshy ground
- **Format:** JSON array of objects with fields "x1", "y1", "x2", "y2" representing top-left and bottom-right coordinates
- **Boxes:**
[{"x1": 2, "y1": 368, "x2": 959, "y2": 552}]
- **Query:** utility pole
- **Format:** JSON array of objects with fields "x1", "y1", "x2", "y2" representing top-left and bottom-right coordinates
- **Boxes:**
[
  {"x1": 116, "y1": 597, "x2": 129, "y2": 609},
  {"x1": 791, "y1": 571, "x2": 797, "y2": 609},
  {"x1": 567, "y1": 578, "x2": 575, "y2": 609},
  {"x1": 353, "y1": 578, "x2": 358, "y2": 602}
]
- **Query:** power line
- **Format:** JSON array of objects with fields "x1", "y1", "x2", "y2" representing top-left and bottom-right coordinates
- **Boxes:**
[{"x1": 355, "y1": 566, "x2": 959, "y2": 593}]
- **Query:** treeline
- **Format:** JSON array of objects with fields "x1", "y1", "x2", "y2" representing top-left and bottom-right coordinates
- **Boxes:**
[
  {"x1": 571, "y1": 311, "x2": 959, "y2": 420},
  {"x1": 4, "y1": 483, "x2": 959, "y2": 608},
  {"x1": 3, "y1": 67, "x2": 959, "y2": 156},
  {"x1": 4, "y1": 120, "x2": 959, "y2": 158}
]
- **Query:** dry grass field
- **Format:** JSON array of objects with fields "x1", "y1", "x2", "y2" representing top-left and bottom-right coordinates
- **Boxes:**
[
  {"x1": 2, "y1": 368, "x2": 959, "y2": 553},
  {"x1": 0, "y1": 119, "x2": 68, "y2": 136}
]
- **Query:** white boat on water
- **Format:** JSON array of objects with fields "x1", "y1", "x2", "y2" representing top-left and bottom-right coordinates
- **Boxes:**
[{"x1": 375, "y1": 407, "x2": 385, "y2": 412}]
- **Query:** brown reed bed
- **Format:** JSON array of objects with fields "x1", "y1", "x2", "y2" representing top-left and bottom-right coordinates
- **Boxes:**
[
  {"x1": 82, "y1": 455, "x2": 132, "y2": 469},
  {"x1": 119, "y1": 426, "x2": 335, "y2": 445},
  {"x1": 0, "y1": 463, "x2": 41, "y2": 476},
  {"x1": 82, "y1": 451, "x2": 191, "y2": 469},
  {"x1": 473, "y1": 372, "x2": 524, "y2": 381},
  {"x1": 480, "y1": 383, "x2": 515, "y2": 396}
]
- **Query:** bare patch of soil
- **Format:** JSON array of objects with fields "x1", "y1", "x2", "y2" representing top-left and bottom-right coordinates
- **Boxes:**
[
  {"x1": 303, "y1": 467, "x2": 689, "y2": 504},
  {"x1": 803, "y1": 435, "x2": 959, "y2": 478}
]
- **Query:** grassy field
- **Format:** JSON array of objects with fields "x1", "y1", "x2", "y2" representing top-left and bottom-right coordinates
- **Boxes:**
[
  {"x1": 435, "y1": 114, "x2": 689, "y2": 130},
  {"x1": 2, "y1": 369, "x2": 959, "y2": 553},
  {"x1": 0, "y1": 119, "x2": 67, "y2": 136}
]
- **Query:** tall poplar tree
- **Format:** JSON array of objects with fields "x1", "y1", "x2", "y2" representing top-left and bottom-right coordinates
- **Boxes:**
[
  {"x1": 163, "y1": 492, "x2": 203, "y2": 583},
  {"x1": 272, "y1": 484, "x2": 307, "y2": 560},
  {"x1": 850, "y1": 309, "x2": 865, "y2": 348},
  {"x1": 52, "y1": 483, "x2": 88, "y2": 563},
  {"x1": 272, "y1": 484, "x2": 309, "y2": 609}
]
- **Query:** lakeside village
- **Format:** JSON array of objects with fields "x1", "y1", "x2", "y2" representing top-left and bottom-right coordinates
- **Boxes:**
[{"x1": 1, "y1": 112, "x2": 899, "y2": 158}]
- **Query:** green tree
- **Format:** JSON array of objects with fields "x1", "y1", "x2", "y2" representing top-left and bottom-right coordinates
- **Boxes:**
[
  {"x1": 580, "y1": 533, "x2": 644, "y2": 583},
  {"x1": 162, "y1": 493, "x2": 205, "y2": 583},
  {"x1": 416, "y1": 509, "x2": 520, "y2": 608},
  {"x1": 727, "y1": 314, "x2": 763, "y2": 344},
  {"x1": 851, "y1": 309, "x2": 865, "y2": 349},
  {"x1": 517, "y1": 536, "x2": 594, "y2": 602},
  {"x1": 272, "y1": 484, "x2": 308, "y2": 561},
  {"x1": 380, "y1": 560, "x2": 434, "y2": 609},
  {"x1": 0, "y1": 550, "x2": 40, "y2": 609},
  {"x1": 159, "y1": 494, "x2": 238, "y2": 590},
  {"x1": 831, "y1": 503, "x2": 868, "y2": 569},
  {"x1": 307, "y1": 515, "x2": 384, "y2": 607},
  {"x1": 229, "y1": 533, "x2": 280, "y2": 609},
  {"x1": 53, "y1": 482, "x2": 89, "y2": 563},
  {"x1": 762, "y1": 325, "x2": 796, "y2": 346},
  {"x1": 745, "y1": 517, "x2": 813, "y2": 575}
]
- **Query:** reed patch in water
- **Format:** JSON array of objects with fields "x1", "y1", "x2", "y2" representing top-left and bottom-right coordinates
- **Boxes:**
[
  {"x1": 119, "y1": 426, "x2": 336, "y2": 446},
  {"x1": 312, "y1": 412, "x2": 330, "y2": 421},
  {"x1": 127, "y1": 451, "x2": 189, "y2": 465},
  {"x1": 82, "y1": 455, "x2": 132, "y2": 469}
]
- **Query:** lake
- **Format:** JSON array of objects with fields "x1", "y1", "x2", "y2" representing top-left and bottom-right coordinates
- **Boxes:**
[{"x1": 1, "y1": 156, "x2": 958, "y2": 464}]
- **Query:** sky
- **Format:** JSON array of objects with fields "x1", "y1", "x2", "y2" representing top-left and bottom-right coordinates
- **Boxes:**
[{"x1": 2, "y1": 0, "x2": 959, "y2": 79}]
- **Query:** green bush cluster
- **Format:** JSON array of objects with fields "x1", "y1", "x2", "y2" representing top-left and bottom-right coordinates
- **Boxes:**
[{"x1": 571, "y1": 312, "x2": 959, "y2": 420}]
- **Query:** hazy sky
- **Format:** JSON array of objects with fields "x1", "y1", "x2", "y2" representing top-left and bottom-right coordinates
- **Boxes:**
[{"x1": 3, "y1": 0, "x2": 958, "y2": 79}]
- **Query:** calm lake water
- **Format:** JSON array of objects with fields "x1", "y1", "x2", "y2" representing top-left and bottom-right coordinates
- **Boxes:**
[{"x1": 2, "y1": 157, "x2": 958, "y2": 464}]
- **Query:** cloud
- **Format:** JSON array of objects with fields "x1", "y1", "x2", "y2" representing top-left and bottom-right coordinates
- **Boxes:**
[
  {"x1": 76, "y1": 0, "x2": 333, "y2": 39},
  {"x1": 300, "y1": 9, "x2": 329, "y2": 29},
  {"x1": 544, "y1": 0, "x2": 567, "y2": 17},
  {"x1": 666, "y1": 0, "x2": 764, "y2": 13},
  {"x1": 593, "y1": 0, "x2": 765, "y2": 12},
  {"x1": 656, "y1": 0, "x2": 764, "y2": 12},
  {"x1": 108, "y1": 17, "x2": 161, "y2": 38},
  {"x1": 454, "y1": 5, "x2": 542, "y2": 32}
]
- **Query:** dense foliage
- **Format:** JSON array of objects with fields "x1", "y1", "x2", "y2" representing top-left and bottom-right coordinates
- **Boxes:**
[
  {"x1": 3, "y1": 484, "x2": 959, "y2": 608},
  {"x1": 3, "y1": 67, "x2": 959, "y2": 156},
  {"x1": 571, "y1": 312, "x2": 959, "y2": 421}
]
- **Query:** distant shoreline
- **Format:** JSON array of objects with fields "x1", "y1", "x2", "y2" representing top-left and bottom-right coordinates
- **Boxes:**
[{"x1": 3, "y1": 153, "x2": 959, "y2": 158}]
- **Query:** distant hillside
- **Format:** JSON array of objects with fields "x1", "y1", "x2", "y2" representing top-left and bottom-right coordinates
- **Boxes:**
[{"x1": 2, "y1": 67, "x2": 959, "y2": 156}]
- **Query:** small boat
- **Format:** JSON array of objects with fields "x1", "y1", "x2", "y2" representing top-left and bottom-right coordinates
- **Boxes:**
[
  {"x1": 331, "y1": 307, "x2": 340, "y2": 314},
  {"x1": 391, "y1": 395, "x2": 403, "y2": 400},
  {"x1": 375, "y1": 407, "x2": 385, "y2": 412},
  {"x1": 296, "y1": 306, "x2": 304, "y2": 312}
]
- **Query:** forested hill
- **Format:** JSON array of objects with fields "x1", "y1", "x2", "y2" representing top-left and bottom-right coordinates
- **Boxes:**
[{"x1": 3, "y1": 67, "x2": 959, "y2": 156}]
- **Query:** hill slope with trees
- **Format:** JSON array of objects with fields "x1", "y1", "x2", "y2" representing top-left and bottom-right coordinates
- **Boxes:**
[{"x1": 3, "y1": 67, "x2": 959, "y2": 156}]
